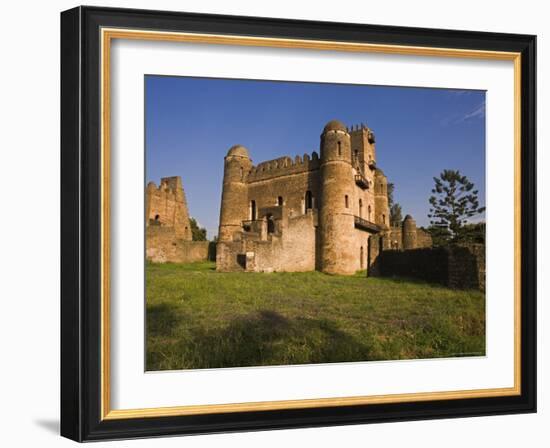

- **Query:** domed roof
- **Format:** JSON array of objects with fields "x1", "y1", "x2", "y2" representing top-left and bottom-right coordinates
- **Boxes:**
[
  {"x1": 227, "y1": 144, "x2": 249, "y2": 158},
  {"x1": 323, "y1": 119, "x2": 347, "y2": 133},
  {"x1": 404, "y1": 214, "x2": 414, "y2": 220}
]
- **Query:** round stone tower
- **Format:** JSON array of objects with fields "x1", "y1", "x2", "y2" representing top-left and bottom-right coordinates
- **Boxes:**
[
  {"x1": 319, "y1": 120, "x2": 356, "y2": 275},
  {"x1": 402, "y1": 214, "x2": 418, "y2": 250},
  {"x1": 218, "y1": 145, "x2": 252, "y2": 241},
  {"x1": 374, "y1": 168, "x2": 390, "y2": 229}
]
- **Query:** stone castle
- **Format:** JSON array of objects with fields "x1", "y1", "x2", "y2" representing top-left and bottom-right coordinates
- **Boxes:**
[{"x1": 216, "y1": 119, "x2": 431, "y2": 275}]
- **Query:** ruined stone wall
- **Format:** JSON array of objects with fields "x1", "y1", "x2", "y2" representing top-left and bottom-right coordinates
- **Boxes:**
[
  {"x1": 387, "y1": 224, "x2": 432, "y2": 250},
  {"x1": 146, "y1": 227, "x2": 214, "y2": 263},
  {"x1": 374, "y1": 244, "x2": 485, "y2": 291},
  {"x1": 416, "y1": 228, "x2": 433, "y2": 248},
  {"x1": 447, "y1": 244, "x2": 486, "y2": 291},
  {"x1": 146, "y1": 176, "x2": 192, "y2": 240},
  {"x1": 218, "y1": 210, "x2": 318, "y2": 273}
]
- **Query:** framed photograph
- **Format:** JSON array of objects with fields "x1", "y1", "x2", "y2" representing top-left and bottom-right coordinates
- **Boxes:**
[{"x1": 60, "y1": 6, "x2": 536, "y2": 442}]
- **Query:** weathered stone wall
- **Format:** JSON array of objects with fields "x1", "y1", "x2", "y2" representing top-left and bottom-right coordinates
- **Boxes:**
[
  {"x1": 375, "y1": 244, "x2": 485, "y2": 290},
  {"x1": 146, "y1": 176, "x2": 192, "y2": 240},
  {"x1": 217, "y1": 209, "x2": 318, "y2": 272},
  {"x1": 388, "y1": 224, "x2": 433, "y2": 250},
  {"x1": 247, "y1": 169, "x2": 320, "y2": 220},
  {"x1": 447, "y1": 244, "x2": 486, "y2": 291},
  {"x1": 146, "y1": 227, "x2": 214, "y2": 263},
  {"x1": 416, "y1": 228, "x2": 433, "y2": 249}
]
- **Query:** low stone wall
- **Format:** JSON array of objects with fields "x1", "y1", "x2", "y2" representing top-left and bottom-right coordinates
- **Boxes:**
[
  {"x1": 146, "y1": 227, "x2": 215, "y2": 263},
  {"x1": 375, "y1": 244, "x2": 485, "y2": 291}
]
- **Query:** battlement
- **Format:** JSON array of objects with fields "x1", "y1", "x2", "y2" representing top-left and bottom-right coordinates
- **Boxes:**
[
  {"x1": 247, "y1": 151, "x2": 320, "y2": 182},
  {"x1": 147, "y1": 176, "x2": 184, "y2": 196},
  {"x1": 348, "y1": 123, "x2": 376, "y2": 144}
]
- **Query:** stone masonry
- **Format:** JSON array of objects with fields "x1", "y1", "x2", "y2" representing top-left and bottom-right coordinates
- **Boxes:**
[{"x1": 145, "y1": 176, "x2": 212, "y2": 263}]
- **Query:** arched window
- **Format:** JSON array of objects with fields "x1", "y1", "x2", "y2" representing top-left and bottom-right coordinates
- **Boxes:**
[
  {"x1": 278, "y1": 196, "x2": 283, "y2": 206},
  {"x1": 337, "y1": 141, "x2": 342, "y2": 156},
  {"x1": 382, "y1": 214, "x2": 386, "y2": 224},
  {"x1": 250, "y1": 200, "x2": 256, "y2": 220},
  {"x1": 359, "y1": 199, "x2": 363, "y2": 218},
  {"x1": 305, "y1": 191, "x2": 313, "y2": 211},
  {"x1": 154, "y1": 214, "x2": 160, "y2": 221},
  {"x1": 368, "y1": 205, "x2": 372, "y2": 220},
  {"x1": 345, "y1": 195, "x2": 349, "y2": 208}
]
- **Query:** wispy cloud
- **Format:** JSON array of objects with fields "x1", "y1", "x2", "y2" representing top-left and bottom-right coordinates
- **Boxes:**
[
  {"x1": 440, "y1": 101, "x2": 486, "y2": 126},
  {"x1": 459, "y1": 102, "x2": 486, "y2": 122}
]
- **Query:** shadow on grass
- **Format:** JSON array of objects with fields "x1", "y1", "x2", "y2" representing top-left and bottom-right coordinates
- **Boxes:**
[
  {"x1": 147, "y1": 309, "x2": 374, "y2": 370},
  {"x1": 147, "y1": 302, "x2": 180, "y2": 338}
]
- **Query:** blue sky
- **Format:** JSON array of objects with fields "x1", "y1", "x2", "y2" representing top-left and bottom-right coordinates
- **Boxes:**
[{"x1": 145, "y1": 76, "x2": 486, "y2": 239}]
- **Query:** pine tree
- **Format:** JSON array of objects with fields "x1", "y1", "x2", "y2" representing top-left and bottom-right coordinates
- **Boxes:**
[{"x1": 428, "y1": 169, "x2": 485, "y2": 237}]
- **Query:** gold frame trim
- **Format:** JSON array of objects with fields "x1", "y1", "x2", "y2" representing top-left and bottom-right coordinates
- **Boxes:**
[{"x1": 100, "y1": 28, "x2": 522, "y2": 421}]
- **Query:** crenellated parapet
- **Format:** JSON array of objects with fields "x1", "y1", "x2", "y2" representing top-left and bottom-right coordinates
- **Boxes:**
[{"x1": 247, "y1": 151, "x2": 320, "y2": 182}]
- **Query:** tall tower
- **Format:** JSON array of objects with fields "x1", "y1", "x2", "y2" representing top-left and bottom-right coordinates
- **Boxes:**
[
  {"x1": 374, "y1": 168, "x2": 390, "y2": 228},
  {"x1": 402, "y1": 215, "x2": 418, "y2": 250},
  {"x1": 319, "y1": 120, "x2": 357, "y2": 275},
  {"x1": 350, "y1": 124, "x2": 377, "y2": 175},
  {"x1": 218, "y1": 145, "x2": 252, "y2": 241}
]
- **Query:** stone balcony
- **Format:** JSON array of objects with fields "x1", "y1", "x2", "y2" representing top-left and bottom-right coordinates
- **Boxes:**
[
  {"x1": 354, "y1": 216, "x2": 382, "y2": 233},
  {"x1": 354, "y1": 173, "x2": 369, "y2": 189}
]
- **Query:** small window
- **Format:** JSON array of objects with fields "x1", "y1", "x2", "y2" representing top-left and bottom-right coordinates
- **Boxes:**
[
  {"x1": 368, "y1": 205, "x2": 372, "y2": 220},
  {"x1": 154, "y1": 214, "x2": 160, "y2": 221},
  {"x1": 250, "y1": 200, "x2": 256, "y2": 220},
  {"x1": 382, "y1": 214, "x2": 386, "y2": 224},
  {"x1": 337, "y1": 141, "x2": 342, "y2": 156},
  {"x1": 278, "y1": 196, "x2": 283, "y2": 206},
  {"x1": 305, "y1": 191, "x2": 313, "y2": 211},
  {"x1": 359, "y1": 199, "x2": 363, "y2": 217},
  {"x1": 345, "y1": 195, "x2": 349, "y2": 208}
]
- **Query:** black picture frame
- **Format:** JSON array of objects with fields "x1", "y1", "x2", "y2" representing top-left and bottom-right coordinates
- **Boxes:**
[{"x1": 61, "y1": 5, "x2": 536, "y2": 442}]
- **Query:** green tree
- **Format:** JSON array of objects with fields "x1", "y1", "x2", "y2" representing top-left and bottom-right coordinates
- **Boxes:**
[
  {"x1": 189, "y1": 217, "x2": 207, "y2": 241},
  {"x1": 455, "y1": 222, "x2": 486, "y2": 244},
  {"x1": 387, "y1": 183, "x2": 403, "y2": 226},
  {"x1": 387, "y1": 182, "x2": 395, "y2": 207},
  {"x1": 428, "y1": 169, "x2": 485, "y2": 237},
  {"x1": 390, "y1": 204, "x2": 403, "y2": 227},
  {"x1": 426, "y1": 224, "x2": 452, "y2": 247}
]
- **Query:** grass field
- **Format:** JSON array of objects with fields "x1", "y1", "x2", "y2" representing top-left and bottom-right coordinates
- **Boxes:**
[{"x1": 146, "y1": 261, "x2": 485, "y2": 371}]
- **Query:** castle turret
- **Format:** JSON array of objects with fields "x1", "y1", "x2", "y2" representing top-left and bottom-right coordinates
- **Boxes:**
[
  {"x1": 218, "y1": 145, "x2": 252, "y2": 241},
  {"x1": 402, "y1": 215, "x2": 418, "y2": 250},
  {"x1": 319, "y1": 120, "x2": 357, "y2": 275},
  {"x1": 374, "y1": 168, "x2": 390, "y2": 229},
  {"x1": 350, "y1": 124, "x2": 377, "y2": 175}
]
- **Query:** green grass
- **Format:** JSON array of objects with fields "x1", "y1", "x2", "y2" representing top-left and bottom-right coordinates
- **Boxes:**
[{"x1": 146, "y1": 261, "x2": 485, "y2": 371}]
